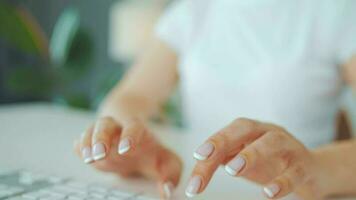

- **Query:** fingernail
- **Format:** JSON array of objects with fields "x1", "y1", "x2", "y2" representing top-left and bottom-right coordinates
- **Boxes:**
[
  {"x1": 185, "y1": 176, "x2": 202, "y2": 198},
  {"x1": 82, "y1": 147, "x2": 94, "y2": 164},
  {"x1": 263, "y1": 184, "x2": 280, "y2": 198},
  {"x1": 193, "y1": 142, "x2": 214, "y2": 161},
  {"x1": 92, "y1": 143, "x2": 106, "y2": 160},
  {"x1": 163, "y1": 181, "x2": 174, "y2": 199},
  {"x1": 225, "y1": 155, "x2": 246, "y2": 176},
  {"x1": 118, "y1": 138, "x2": 131, "y2": 155}
]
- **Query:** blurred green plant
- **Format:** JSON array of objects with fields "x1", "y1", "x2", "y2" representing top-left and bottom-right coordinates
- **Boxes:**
[
  {"x1": 1, "y1": 1, "x2": 183, "y2": 127},
  {"x1": 1, "y1": 2, "x2": 94, "y2": 109},
  {"x1": 0, "y1": 2, "x2": 48, "y2": 57}
]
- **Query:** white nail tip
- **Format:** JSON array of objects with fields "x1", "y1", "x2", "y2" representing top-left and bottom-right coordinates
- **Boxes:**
[
  {"x1": 193, "y1": 152, "x2": 207, "y2": 161},
  {"x1": 185, "y1": 176, "x2": 201, "y2": 198},
  {"x1": 185, "y1": 190, "x2": 196, "y2": 198},
  {"x1": 118, "y1": 146, "x2": 130, "y2": 155},
  {"x1": 84, "y1": 157, "x2": 94, "y2": 164},
  {"x1": 224, "y1": 165, "x2": 237, "y2": 176},
  {"x1": 263, "y1": 187, "x2": 274, "y2": 198},
  {"x1": 93, "y1": 153, "x2": 106, "y2": 161},
  {"x1": 163, "y1": 182, "x2": 174, "y2": 199},
  {"x1": 118, "y1": 139, "x2": 131, "y2": 155}
]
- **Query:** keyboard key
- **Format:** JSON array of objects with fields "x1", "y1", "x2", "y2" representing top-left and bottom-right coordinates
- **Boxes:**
[{"x1": 1, "y1": 170, "x2": 158, "y2": 200}]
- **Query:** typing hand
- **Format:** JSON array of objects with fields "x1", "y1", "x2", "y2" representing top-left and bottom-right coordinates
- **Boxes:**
[
  {"x1": 187, "y1": 118, "x2": 323, "y2": 200},
  {"x1": 74, "y1": 116, "x2": 182, "y2": 200}
]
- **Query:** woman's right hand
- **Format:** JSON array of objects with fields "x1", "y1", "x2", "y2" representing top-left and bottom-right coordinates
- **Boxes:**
[{"x1": 74, "y1": 116, "x2": 182, "y2": 199}]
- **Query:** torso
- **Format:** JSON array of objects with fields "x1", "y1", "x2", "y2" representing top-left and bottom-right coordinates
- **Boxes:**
[{"x1": 176, "y1": 0, "x2": 348, "y2": 147}]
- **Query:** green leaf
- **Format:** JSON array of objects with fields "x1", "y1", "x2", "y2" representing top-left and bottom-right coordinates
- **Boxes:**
[{"x1": 0, "y1": 2, "x2": 46, "y2": 55}]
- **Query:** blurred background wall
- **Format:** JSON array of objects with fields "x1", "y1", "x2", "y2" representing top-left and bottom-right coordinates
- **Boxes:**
[{"x1": 0, "y1": 0, "x2": 169, "y2": 109}]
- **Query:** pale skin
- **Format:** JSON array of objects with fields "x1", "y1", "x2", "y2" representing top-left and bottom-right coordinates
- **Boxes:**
[{"x1": 74, "y1": 37, "x2": 356, "y2": 200}]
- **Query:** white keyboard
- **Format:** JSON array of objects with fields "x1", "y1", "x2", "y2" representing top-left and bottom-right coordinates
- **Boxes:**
[{"x1": 0, "y1": 170, "x2": 156, "y2": 200}]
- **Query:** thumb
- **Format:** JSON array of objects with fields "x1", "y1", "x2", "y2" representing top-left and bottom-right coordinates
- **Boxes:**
[{"x1": 157, "y1": 148, "x2": 182, "y2": 199}]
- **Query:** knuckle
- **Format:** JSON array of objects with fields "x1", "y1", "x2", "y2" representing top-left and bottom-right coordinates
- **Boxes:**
[
  {"x1": 194, "y1": 163, "x2": 212, "y2": 174},
  {"x1": 127, "y1": 119, "x2": 144, "y2": 132},
  {"x1": 209, "y1": 133, "x2": 228, "y2": 156},
  {"x1": 242, "y1": 145, "x2": 260, "y2": 166},
  {"x1": 281, "y1": 176, "x2": 292, "y2": 191},
  {"x1": 247, "y1": 144, "x2": 261, "y2": 157},
  {"x1": 293, "y1": 164, "x2": 306, "y2": 180},
  {"x1": 125, "y1": 117, "x2": 141, "y2": 127},
  {"x1": 97, "y1": 116, "x2": 114, "y2": 125},
  {"x1": 271, "y1": 130, "x2": 287, "y2": 141},
  {"x1": 265, "y1": 130, "x2": 288, "y2": 147},
  {"x1": 280, "y1": 150, "x2": 295, "y2": 169},
  {"x1": 233, "y1": 118, "x2": 255, "y2": 129}
]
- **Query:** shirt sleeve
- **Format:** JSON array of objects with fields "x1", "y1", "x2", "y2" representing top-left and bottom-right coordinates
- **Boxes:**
[
  {"x1": 154, "y1": 0, "x2": 193, "y2": 54},
  {"x1": 335, "y1": 1, "x2": 356, "y2": 64}
]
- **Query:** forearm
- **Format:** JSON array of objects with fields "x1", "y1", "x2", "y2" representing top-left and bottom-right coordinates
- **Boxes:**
[
  {"x1": 312, "y1": 139, "x2": 356, "y2": 197},
  {"x1": 99, "y1": 38, "x2": 178, "y2": 121}
]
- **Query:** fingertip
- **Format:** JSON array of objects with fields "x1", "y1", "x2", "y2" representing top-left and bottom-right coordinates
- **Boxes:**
[
  {"x1": 92, "y1": 142, "x2": 107, "y2": 161},
  {"x1": 185, "y1": 175, "x2": 202, "y2": 198},
  {"x1": 263, "y1": 183, "x2": 281, "y2": 199},
  {"x1": 193, "y1": 142, "x2": 215, "y2": 161},
  {"x1": 224, "y1": 165, "x2": 238, "y2": 176},
  {"x1": 81, "y1": 146, "x2": 94, "y2": 164},
  {"x1": 193, "y1": 152, "x2": 207, "y2": 161},
  {"x1": 224, "y1": 155, "x2": 246, "y2": 176},
  {"x1": 118, "y1": 137, "x2": 131, "y2": 155},
  {"x1": 159, "y1": 181, "x2": 174, "y2": 200}
]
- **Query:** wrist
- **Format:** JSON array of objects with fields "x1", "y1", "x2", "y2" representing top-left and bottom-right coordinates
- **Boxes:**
[
  {"x1": 308, "y1": 149, "x2": 334, "y2": 198},
  {"x1": 98, "y1": 94, "x2": 153, "y2": 122}
]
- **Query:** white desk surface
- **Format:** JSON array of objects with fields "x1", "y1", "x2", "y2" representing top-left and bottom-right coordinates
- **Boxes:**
[{"x1": 0, "y1": 103, "x2": 354, "y2": 200}]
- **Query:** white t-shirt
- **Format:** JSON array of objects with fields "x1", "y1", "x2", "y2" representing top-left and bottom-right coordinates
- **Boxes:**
[{"x1": 155, "y1": 0, "x2": 356, "y2": 148}]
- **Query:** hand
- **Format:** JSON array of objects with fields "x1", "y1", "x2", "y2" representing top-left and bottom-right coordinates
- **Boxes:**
[
  {"x1": 74, "y1": 116, "x2": 182, "y2": 199},
  {"x1": 186, "y1": 118, "x2": 323, "y2": 199}
]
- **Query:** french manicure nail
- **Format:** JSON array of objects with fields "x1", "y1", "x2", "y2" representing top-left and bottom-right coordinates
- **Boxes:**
[
  {"x1": 225, "y1": 155, "x2": 246, "y2": 176},
  {"x1": 82, "y1": 147, "x2": 93, "y2": 164},
  {"x1": 118, "y1": 138, "x2": 131, "y2": 155},
  {"x1": 163, "y1": 181, "x2": 174, "y2": 199},
  {"x1": 263, "y1": 184, "x2": 280, "y2": 198},
  {"x1": 92, "y1": 143, "x2": 106, "y2": 160},
  {"x1": 193, "y1": 143, "x2": 214, "y2": 161},
  {"x1": 185, "y1": 176, "x2": 202, "y2": 198}
]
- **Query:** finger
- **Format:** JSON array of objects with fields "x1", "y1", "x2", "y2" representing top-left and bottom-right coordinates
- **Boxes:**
[
  {"x1": 158, "y1": 181, "x2": 174, "y2": 200},
  {"x1": 187, "y1": 118, "x2": 268, "y2": 197},
  {"x1": 185, "y1": 156, "x2": 222, "y2": 198},
  {"x1": 187, "y1": 138, "x2": 229, "y2": 197},
  {"x1": 92, "y1": 117, "x2": 121, "y2": 161},
  {"x1": 157, "y1": 148, "x2": 182, "y2": 200},
  {"x1": 263, "y1": 164, "x2": 307, "y2": 199},
  {"x1": 80, "y1": 126, "x2": 94, "y2": 164},
  {"x1": 117, "y1": 119, "x2": 148, "y2": 155},
  {"x1": 193, "y1": 118, "x2": 267, "y2": 162},
  {"x1": 224, "y1": 130, "x2": 288, "y2": 177}
]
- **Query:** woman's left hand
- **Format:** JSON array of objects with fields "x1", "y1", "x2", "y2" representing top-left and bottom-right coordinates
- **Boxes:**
[{"x1": 185, "y1": 118, "x2": 324, "y2": 199}]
